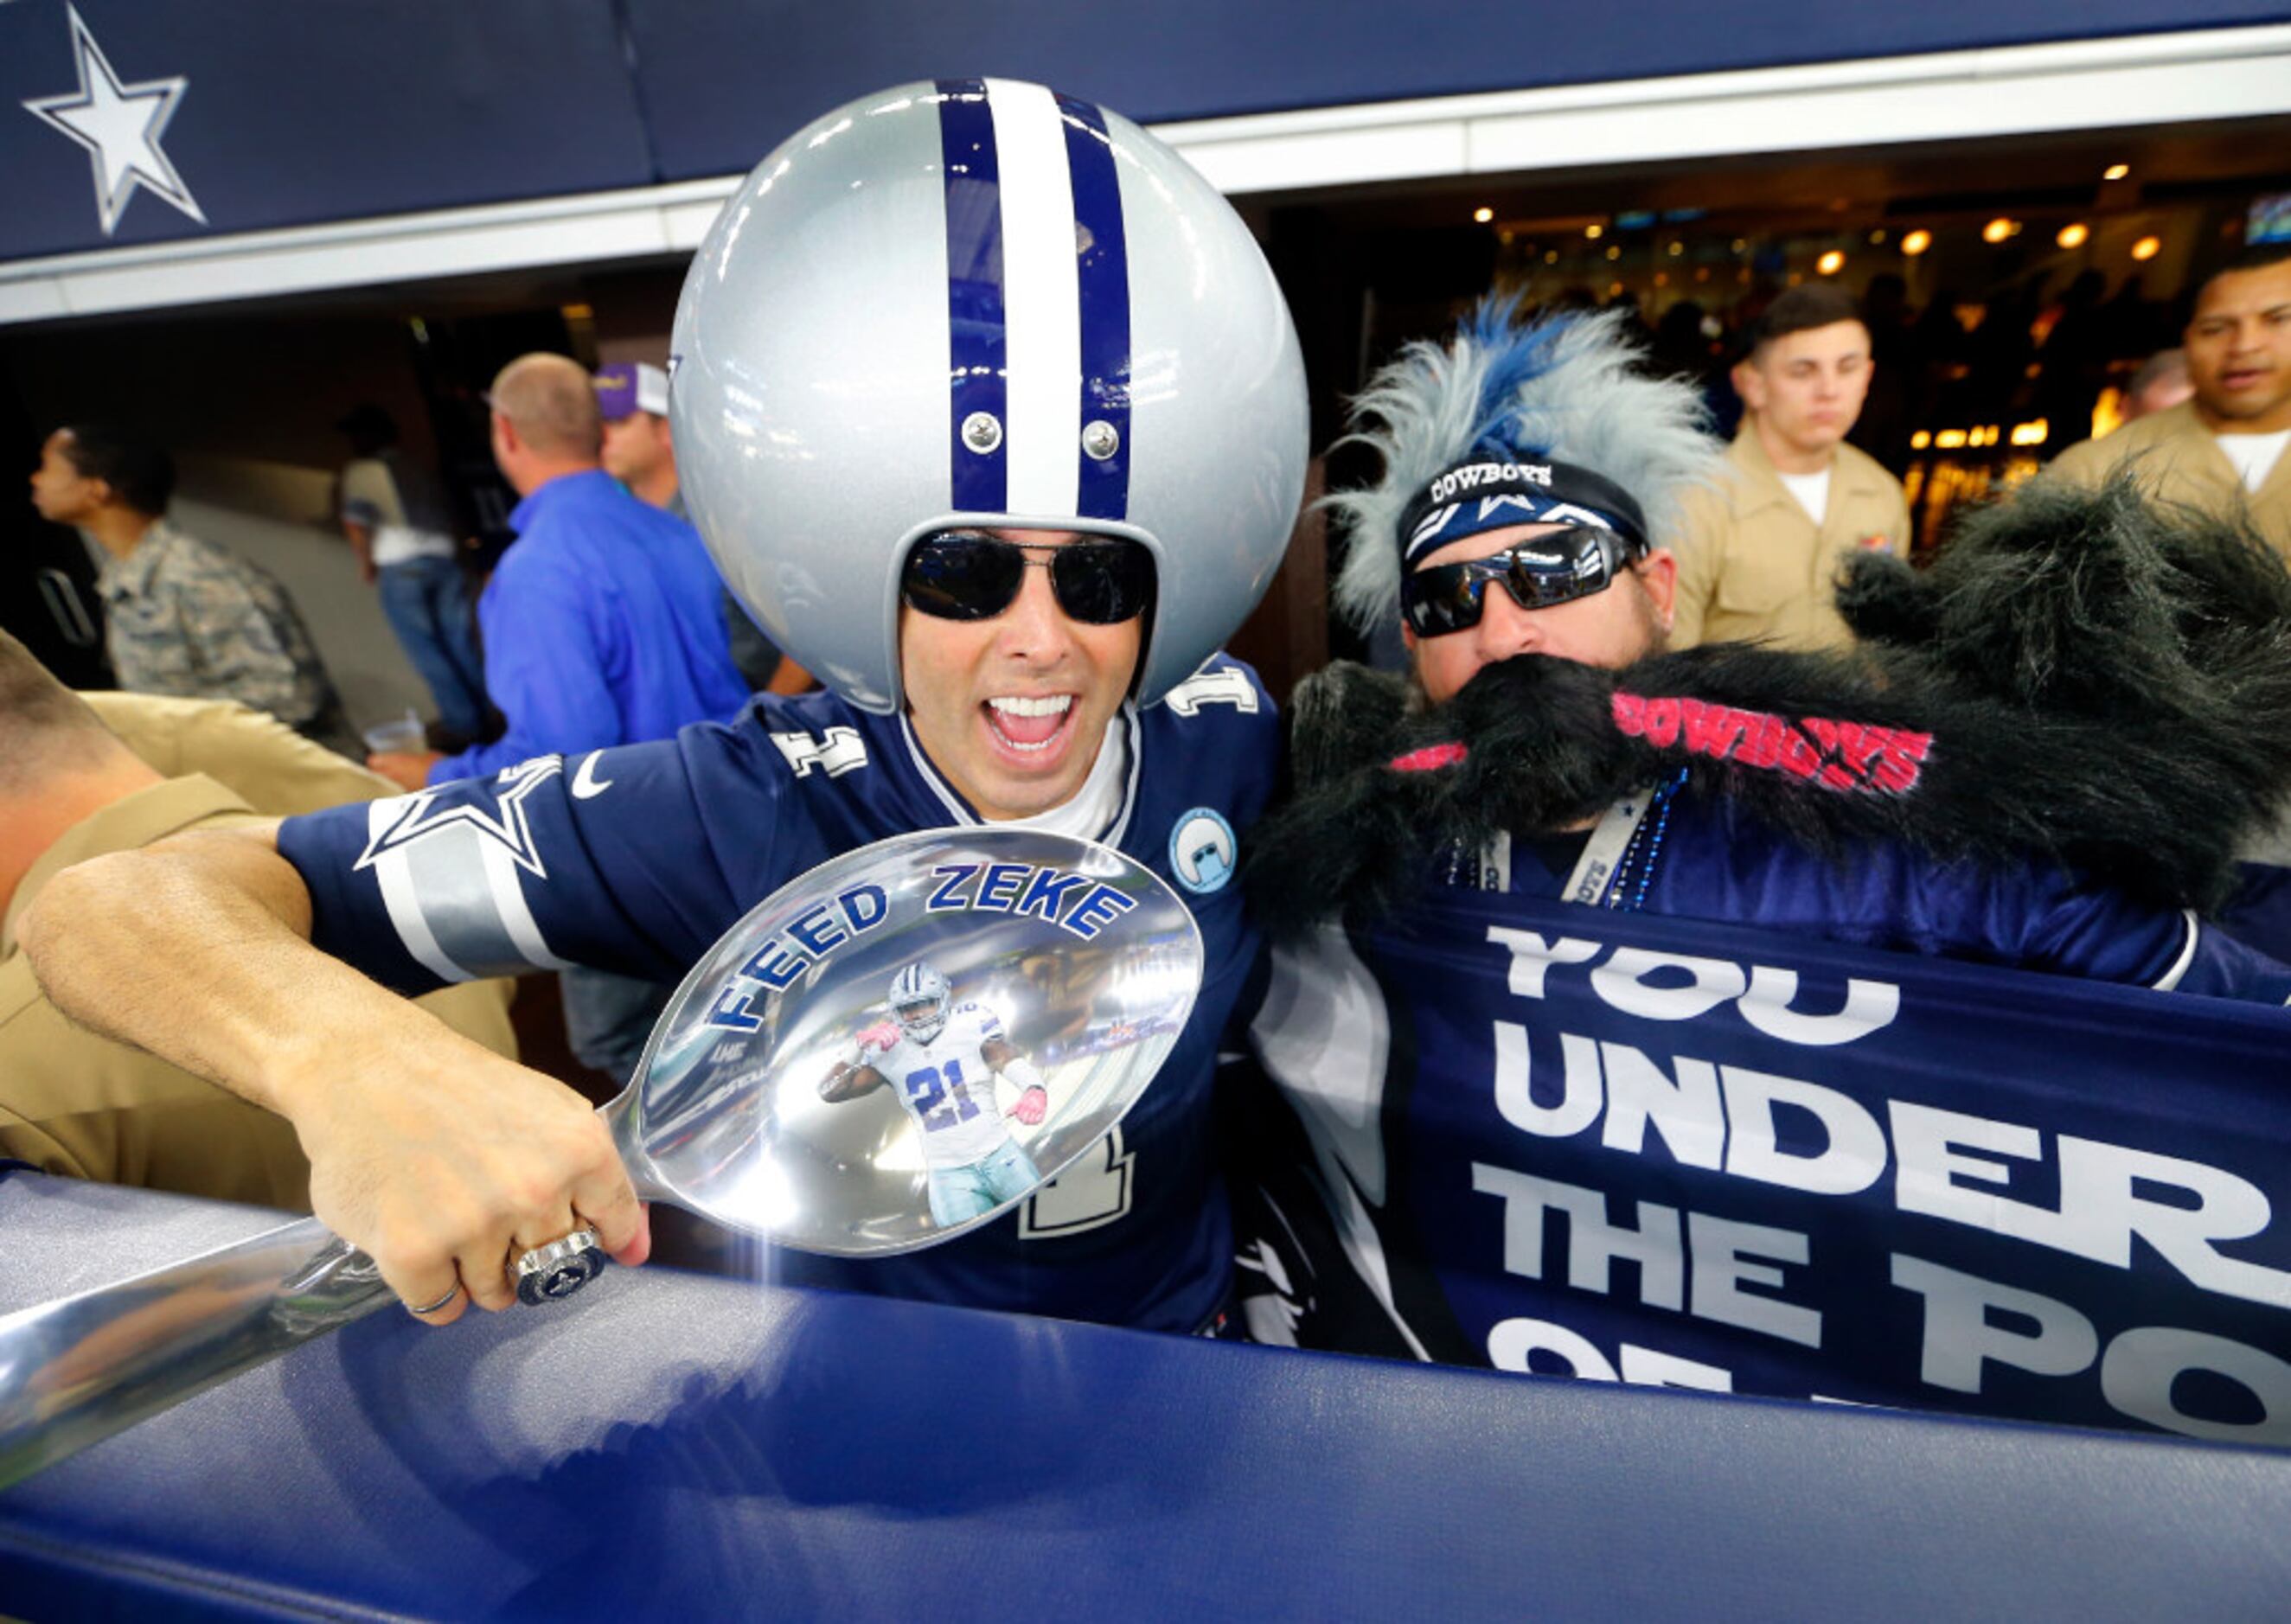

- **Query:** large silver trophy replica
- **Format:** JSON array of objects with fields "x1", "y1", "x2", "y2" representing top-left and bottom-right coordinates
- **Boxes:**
[{"x1": 0, "y1": 828, "x2": 1203, "y2": 1487}]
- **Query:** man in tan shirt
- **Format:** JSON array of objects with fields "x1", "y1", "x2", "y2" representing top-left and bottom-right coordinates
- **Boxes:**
[
  {"x1": 2048, "y1": 245, "x2": 2291, "y2": 560},
  {"x1": 1671, "y1": 284, "x2": 1912, "y2": 649},
  {"x1": 1, "y1": 634, "x2": 515, "y2": 1211}
]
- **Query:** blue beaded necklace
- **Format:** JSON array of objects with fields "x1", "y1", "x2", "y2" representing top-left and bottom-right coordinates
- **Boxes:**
[{"x1": 1603, "y1": 770, "x2": 1687, "y2": 912}]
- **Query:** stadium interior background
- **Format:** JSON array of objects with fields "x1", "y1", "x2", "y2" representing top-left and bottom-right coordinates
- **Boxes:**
[{"x1": 8, "y1": 106, "x2": 2287, "y2": 723}]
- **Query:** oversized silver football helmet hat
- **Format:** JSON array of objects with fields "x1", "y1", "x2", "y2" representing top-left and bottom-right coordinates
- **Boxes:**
[{"x1": 670, "y1": 78, "x2": 1309, "y2": 712}]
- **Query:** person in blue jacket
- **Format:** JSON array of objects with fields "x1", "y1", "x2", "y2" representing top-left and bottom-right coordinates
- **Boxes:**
[{"x1": 363, "y1": 352, "x2": 748, "y2": 795}]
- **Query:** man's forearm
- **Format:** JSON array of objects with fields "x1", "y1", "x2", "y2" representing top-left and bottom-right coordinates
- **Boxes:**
[
  {"x1": 22, "y1": 821, "x2": 649, "y2": 1323},
  {"x1": 22, "y1": 823, "x2": 429, "y2": 1118}
]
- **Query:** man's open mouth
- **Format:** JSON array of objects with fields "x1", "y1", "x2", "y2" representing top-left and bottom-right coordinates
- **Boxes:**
[{"x1": 985, "y1": 694, "x2": 1075, "y2": 755}]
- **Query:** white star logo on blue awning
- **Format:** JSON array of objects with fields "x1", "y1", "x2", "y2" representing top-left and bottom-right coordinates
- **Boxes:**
[{"x1": 22, "y1": 4, "x2": 206, "y2": 237}]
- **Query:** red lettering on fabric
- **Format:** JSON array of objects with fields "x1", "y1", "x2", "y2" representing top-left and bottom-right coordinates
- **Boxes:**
[
  {"x1": 1738, "y1": 712, "x2": 1786, "y2": 770},
  {"x1": 1609, "y1": 689, "x2": 1933, "y2": 795},
  {"x1": 1680, "y1": 699, "x2": 1746, "y2": 759},
  {"x1": 1870, "y1": 730, "x2": 1933, "y2": 792},
  {"x1": 1776, "y1": 723, "x2": 1822, "y2": 780},
  {"x1": 1390, "y1": 741, "x2": 1469, "y2": 773}
]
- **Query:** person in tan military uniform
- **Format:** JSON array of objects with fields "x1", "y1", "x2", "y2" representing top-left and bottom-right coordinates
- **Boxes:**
[
  {"x1": 1672, "y1": 285, "x2": 1911, "y2": 650},
  {"x1": 0, "y1": 639, "x2": 515, "y2": 1211},
  {"x1": 2048, "y1": 246, "x2": 2291, "y2": 561}
]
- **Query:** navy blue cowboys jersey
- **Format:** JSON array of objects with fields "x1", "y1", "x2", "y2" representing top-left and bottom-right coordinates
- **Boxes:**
[{"x1": 276, "y1": 658, "x2": 1278, "y2": 1333}]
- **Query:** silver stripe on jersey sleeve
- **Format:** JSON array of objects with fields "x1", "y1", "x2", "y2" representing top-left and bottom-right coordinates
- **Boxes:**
[
  {"x1": 367, "y1": 796, "x2": 475, "y2": 984},
  {"x1": 400, "y1": 822, "x2": 562, "y2": 978},
  {"x1": 478, "y1": 825, "x2": 575, "y2": 972}
]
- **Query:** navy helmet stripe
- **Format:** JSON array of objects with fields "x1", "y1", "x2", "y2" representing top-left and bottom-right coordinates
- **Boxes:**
[
  {"x1": 1057, "y1": 93, "x2": 1132, "y2": 523},
  {"x1": 936, "y1": 78, "x2": 1007, "y2": 513}
]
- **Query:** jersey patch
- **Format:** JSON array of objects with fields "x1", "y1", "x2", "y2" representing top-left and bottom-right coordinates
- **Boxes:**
[{"x1": 1169, "y1": 808, "x2": 1236, "y2": 894}]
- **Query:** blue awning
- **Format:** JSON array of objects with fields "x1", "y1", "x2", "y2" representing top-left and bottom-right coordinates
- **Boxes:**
[{"x1": 3, "y1": 0, "x2": 2286, "y2": 310}]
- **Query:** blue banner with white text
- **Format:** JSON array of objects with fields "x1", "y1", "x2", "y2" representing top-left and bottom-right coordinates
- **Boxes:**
[{"x1": 1257, "y1": 892, "x2": 2291, "y2": 1446}]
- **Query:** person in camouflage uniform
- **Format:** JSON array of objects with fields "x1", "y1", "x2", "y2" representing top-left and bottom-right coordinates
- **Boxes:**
[{"x1": 29, "y1": 425, "x2": 339, "y2": 737}]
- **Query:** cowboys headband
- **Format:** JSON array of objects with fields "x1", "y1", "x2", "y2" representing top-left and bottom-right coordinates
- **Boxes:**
[{"x1": 1396, "y1": 457, "x2": 1651, "y2": 566}]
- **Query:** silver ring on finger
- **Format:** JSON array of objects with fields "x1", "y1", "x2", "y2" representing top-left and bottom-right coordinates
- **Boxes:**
[
  {"x1": 406, "y1": 1282, "x2": 462, "y2": 1316},
  {"x1": 514, "y1": 1225, "x2": 605, "y2": 1306}
]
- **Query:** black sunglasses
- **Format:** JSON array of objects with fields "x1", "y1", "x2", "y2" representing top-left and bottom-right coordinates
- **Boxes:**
[
  {"x1": 900, "y1": 532, "x2": 1155, "y2": 625},
  {"x1": 1400, "y1": 527, "x2": 1635, "y2": 637}
]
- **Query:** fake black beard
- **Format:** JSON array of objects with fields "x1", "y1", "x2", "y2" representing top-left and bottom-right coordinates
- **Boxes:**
[{"x1": 1248, "y1": 472, "x2": 2291, "y2": 938}]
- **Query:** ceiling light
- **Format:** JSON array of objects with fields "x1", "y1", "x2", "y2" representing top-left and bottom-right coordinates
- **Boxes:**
[
  {"x1": 2103, "y1": 163, "x2": 2130, "y2": 182},
  {"x1": 2056, "y1": 222, "x2": 2089, "y2": 249},
  {"x1": 1474, "y1": 207, "x2": 1494, "y2": 224},
  {"x1": 1901, "y1": 229, "x2": 1932, "y2": 256},
  {"x1": 1817, "y1": 250, "x2": 1846, "y2": 276},
  {"x1": 2131, "y1": 235, "x2": 2162, "y2": 262}
]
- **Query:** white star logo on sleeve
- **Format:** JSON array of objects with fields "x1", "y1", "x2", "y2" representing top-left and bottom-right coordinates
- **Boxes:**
[
  {"x1": 22, "y1": 4, "x2": 206, "y2": 237},
  {"x1": 354, "y1": 756, "x2": 565, "y2": 879}
]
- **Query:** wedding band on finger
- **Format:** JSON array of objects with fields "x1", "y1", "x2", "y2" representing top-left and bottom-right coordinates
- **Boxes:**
[
  {"x1": 406, "y1": 1283, "x2": 462, "y2": 1316},
  {"x1": 514, "y1": 1225, "x2": 605, "y2": 1307}
]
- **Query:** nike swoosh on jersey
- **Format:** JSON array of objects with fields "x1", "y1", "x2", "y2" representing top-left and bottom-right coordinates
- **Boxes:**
[{"x1": 571, "y1": 751, "x2": 613, "y2": 799}]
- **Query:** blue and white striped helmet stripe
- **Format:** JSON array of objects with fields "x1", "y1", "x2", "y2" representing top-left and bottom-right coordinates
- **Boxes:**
[
  {"x1": 1058, "y1": 90, "x2": 1132, "y2": 522},
  {"x1": 936, "y1": 78, "x2": 1006, "y2": 513},
  {"x1": 934, "y1": 77, "x2": 1131, "y2": 523}
]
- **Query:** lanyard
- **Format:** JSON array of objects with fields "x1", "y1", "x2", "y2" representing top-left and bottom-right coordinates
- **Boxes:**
[{"x1": 1562, "y1": 790, "x2": 1655, "y2": 907}]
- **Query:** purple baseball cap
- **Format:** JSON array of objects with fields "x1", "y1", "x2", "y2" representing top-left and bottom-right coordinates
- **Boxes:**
[{"x1": 594, "y1": 361, "x2": 669, "y2": 422}]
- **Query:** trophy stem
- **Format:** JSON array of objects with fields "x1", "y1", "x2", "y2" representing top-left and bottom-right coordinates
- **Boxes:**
[{"x1": 0, "y1": 1216, "x2": 389, "y2": 1489}]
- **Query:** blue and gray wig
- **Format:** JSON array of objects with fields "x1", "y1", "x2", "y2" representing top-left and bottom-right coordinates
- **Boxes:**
[{"x1": 1328, "y1": 299, "x2": 1721, "y2": 631}]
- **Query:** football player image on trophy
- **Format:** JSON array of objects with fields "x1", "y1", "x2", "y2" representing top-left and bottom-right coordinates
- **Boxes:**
[{"x1": 820, "y1": 962, "x2": 1051, "y2": 1228}]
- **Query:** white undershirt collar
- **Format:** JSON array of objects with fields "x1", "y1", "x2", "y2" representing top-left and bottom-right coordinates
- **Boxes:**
[
  {"x1": 2215, "y1": 427, "x2": 2290, "y2": 493},
  {"x1": 1776, "y1": 466, "x2": 1832, "y2": 525},
  {"x1": 901, "y1": 704, "x2": 1138, "y2": 846}
]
